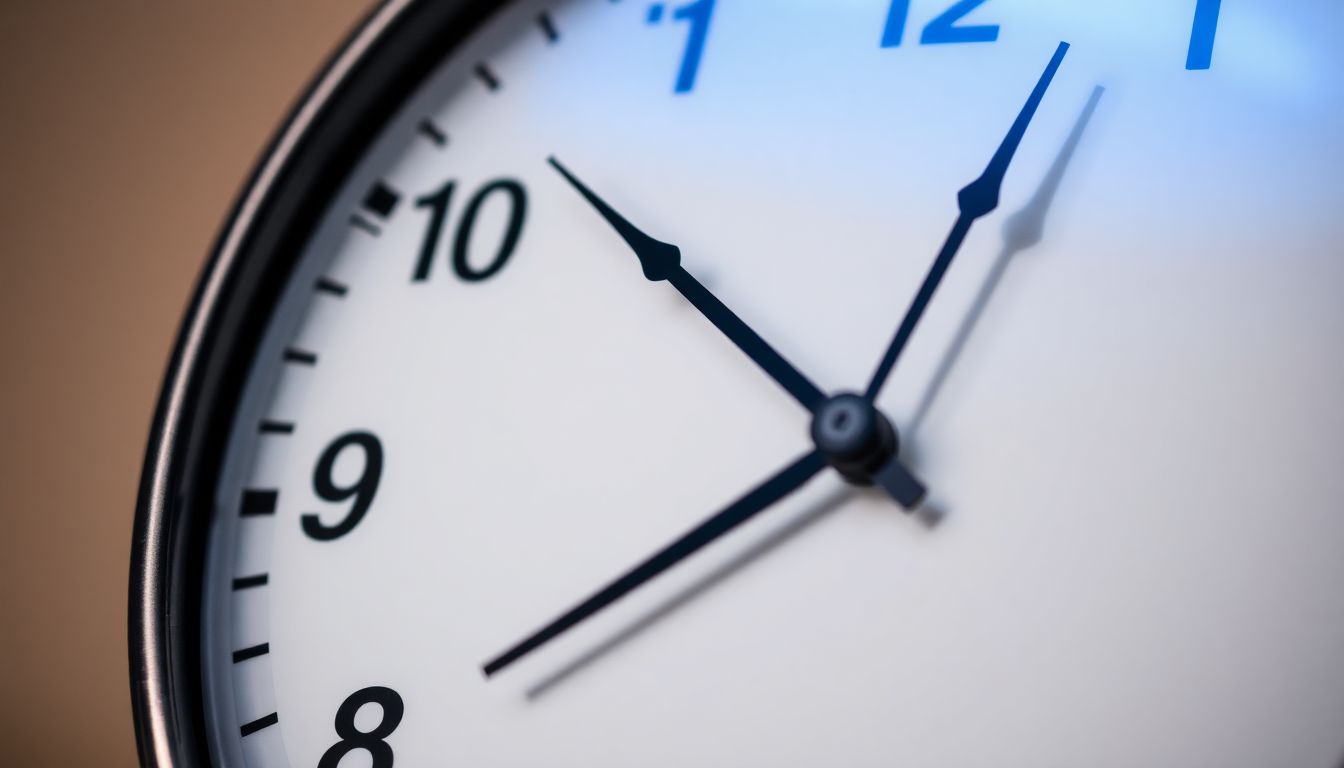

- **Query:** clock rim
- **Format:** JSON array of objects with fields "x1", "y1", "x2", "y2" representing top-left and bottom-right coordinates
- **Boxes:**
[{"x1": 127, "y1": 0, "x2": 507, "y2": 764}]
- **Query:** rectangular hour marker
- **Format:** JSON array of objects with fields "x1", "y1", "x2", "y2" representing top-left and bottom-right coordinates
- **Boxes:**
[
  {"x1": 315, "y1": 277, "x2": 348, "y2": 297},
  {"x1": 537, "y1": 11, "x2": 559, "y2": 42},
  {"x1": 418, "y1": 119, "x2": 447, "y2": 148},
  {"x1": 350, "y1": 214, "x2": 381, "y2": 236},
  {"x1": 363, "y1": 182, "x2": 400, "y2": 219},
  {"x1": 474, "y1": 63, "x2": 501, "y2": 91},
  {"x1": 283, "y1": 348, "x2": 318, "y2": 366},
  {"x1": 232, "y1": 643, "x2": 270, "y2": 664},
  {"x1": 259, "y1": 420, "x2": 294, "y2": 435},
  {"x1": 240, "y1": 490, "x2": 278, "y2": 517},
  {"x1": 232, "y1": 574, "x2": 269, "y2": 591},
  {"x1": 1186, "y1": 0, "x2": 1221, "y2": 70},
  {"x1": 240, "y1": 712, "x2": 279, "y2": 737}
]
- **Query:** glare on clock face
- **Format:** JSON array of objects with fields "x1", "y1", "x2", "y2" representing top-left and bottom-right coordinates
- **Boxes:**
[{"x1": 201, "y1": 0, "x2": 1344, "y2": 766}]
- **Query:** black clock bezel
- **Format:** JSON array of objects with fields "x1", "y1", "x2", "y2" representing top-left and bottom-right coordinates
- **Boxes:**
[{"x1": 127, "y1": 1, "x2": 504, "y2": 764}]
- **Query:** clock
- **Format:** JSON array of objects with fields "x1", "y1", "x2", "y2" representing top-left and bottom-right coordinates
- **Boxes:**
[{"x1": 129, "y1": 0, "x2": 1344, "y2": 765}]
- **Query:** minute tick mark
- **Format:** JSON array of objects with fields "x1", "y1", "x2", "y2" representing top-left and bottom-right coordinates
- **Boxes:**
[
  {"x1": 259, "y1": 420, "x2": 294, "y2": 435},
  {"x1": 232, "y1": 574, "x2": 268, "y2": 591},
  {"x1": 350, "y1": 214, "x2": 381, "y2": 237},
  {"x1": 315, "y1": 277, "x2": 348, "y2": 297},
  {"x1": 537, "y1": 11, "x2": 559, "y2": 43},
  {"x1": 418, "y1": 119, "x2": 448, "y2": 148},
  {"x1": 232, "y1": 643, "x2": 270, "y2": 664},
  {"x1": 474, "y1": 63, "x2": 501, "y2": 91},
  {"x1": 283, "y1": 348, "x2": 318, "y2": 366},
  {"x1": 239, "y1": 712, "x2": 278, "y2": 738}
]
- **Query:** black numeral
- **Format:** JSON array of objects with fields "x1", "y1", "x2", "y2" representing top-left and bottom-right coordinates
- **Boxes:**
[
  {"x1": 413, "y1": 178, "x2": 528, "y2": 283},
  {"x1": 412, "y1": 181, "x2": 455, "y2": 282},
  {"x1": 302, "y1": 431, "x2": 383, "y2": 542},
  {"x1": 317, "y1": 686, "x2": 404, "y2": 768}
]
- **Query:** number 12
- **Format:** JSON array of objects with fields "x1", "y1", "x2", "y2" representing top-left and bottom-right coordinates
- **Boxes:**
[{"x1": 882, "y1": 0, "x2": 1000, "y2": 48}]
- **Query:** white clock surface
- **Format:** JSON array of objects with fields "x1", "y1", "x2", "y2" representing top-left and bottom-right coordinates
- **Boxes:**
[{"x1": 197, "y1": 0, "x2": 1344, "y2": 765}]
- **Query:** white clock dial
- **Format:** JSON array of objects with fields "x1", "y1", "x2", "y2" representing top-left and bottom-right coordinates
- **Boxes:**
[{"x1": 173, "y1": 0, "x2": 1344, "y2": 766}]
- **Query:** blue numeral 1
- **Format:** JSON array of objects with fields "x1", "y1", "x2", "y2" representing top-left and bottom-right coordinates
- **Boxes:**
[
  {"x1": 1186, "y1": 0, "x2": 1221, "y2": 70},
  {"x1": 673, "y1": 0, "x2": 715, "y2": 92},
  {"x1": 883, "y1": 0, "x2": 999, "y2": 48},
  {"x1": 880, "y1": 0, "x2": 914, "y2": 47},
  {"x1": 647, "y1": 0, "x2": 716, "y2": 93}
]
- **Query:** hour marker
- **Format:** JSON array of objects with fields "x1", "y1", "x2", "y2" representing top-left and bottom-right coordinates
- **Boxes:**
[
  {"x1": 647, "y1": 3, "x2": 665, "y2": 24},
  {"x1": 418, "y1": 119, "x2": 448, "y2": 148},
  {"x1": 240, "y1": 490, "x2": 278, "y2": 517},
  {"x1": 474, "y1": 63, "x2": 501, "y2": 91},
  {"x1": 239, "y1": 712, "x2": 279, "y2": 737},
  {"x1": 315, "y1": 277, "x2": 348, "y2": 297},
  {"x1": 283, "y1": 348, "x2": 318, "y2": 366},
  {"x1": 259, "y1": 420, "x2": 294, "y2": 435},
  {"x1": 232, "y1": 643, "x2": 270, "y2": 664},
  {"x1": 232, "y1": 574, "x2": 269, "y2": 591},
  {"x1": 350, "y1": 213, "x2": 381, "y2": 236},
  {"x1": 363, "y1": 182, "x2": 401, "y2": 219},
  {"x1": 1186, "y1": 0, "x2": 1221, "y2": 70},
  {"x1": 537, "y1": 11, "x2": 559, "y2": 42}
]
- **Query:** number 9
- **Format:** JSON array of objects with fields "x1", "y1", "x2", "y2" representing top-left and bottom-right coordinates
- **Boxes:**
[{"x1": 302, "y1": 431, "x2": 384, "y2": 541}]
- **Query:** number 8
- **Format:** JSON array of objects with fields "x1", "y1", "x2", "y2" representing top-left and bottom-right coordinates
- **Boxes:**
[{"x1": 317, "y1": 686, "x2": 404, "y2": 768}]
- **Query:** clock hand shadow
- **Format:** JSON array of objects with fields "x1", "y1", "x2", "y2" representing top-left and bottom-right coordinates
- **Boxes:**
[
  {"x1": 525, "y1": 483, "x2": 856, "y2": 700},
  {"x1": 904, "y1": 85, "x2": 1106, "y2": 440}
]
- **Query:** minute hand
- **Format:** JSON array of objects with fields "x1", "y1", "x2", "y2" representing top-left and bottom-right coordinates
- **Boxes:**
[
  {"x1": 550, "y1": 156, "x2": 827, "y2": 413},
  {"x1": 865, "y1": 41, "x2": 1070, "y2": 401}
]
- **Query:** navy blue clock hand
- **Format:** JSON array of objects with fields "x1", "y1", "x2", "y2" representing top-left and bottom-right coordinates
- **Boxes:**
[
  {"x1": 909, "y1": 85, "x2": 1105, "y2": 435},
  {"x1": 549, "y1": 156, "x2": 827, "y2": 414},
  {"x1": 865, "y1": 41, "x2": 1071, "y2": 401},
  {"x1": 549, "y1": 156, "x2": 925, "y2": 508},
  {"x1": 482, "y1": 450, "x2": 827, "y2": 677}
]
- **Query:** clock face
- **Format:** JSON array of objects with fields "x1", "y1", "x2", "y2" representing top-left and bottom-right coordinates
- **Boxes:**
[{"x1": 157, "y1": 0, "x2": 1344, "y2": 765}]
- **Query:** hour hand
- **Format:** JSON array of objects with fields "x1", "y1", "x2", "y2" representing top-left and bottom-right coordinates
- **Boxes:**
[
  {"x1": 548, "y1": 157, "x2": 682, "y2": 282},
  {"x1": 549, "y1": 156, "x2": 827, "y2": 414}
]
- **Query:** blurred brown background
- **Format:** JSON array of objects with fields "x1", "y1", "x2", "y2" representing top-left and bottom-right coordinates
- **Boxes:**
[{"x1": 0, "y1": 2, "x2": 369, "y2": 764}]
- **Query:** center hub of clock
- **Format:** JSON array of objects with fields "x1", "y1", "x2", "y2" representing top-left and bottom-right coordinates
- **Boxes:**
[{"x1": 810, "y1": 393, "x2": 900, "y2": 485}]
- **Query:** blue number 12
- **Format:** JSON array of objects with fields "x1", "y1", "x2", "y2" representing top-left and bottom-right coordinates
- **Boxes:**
[{"x1": 882, "y1": 0, "x2": 1000, "y2": 48}]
